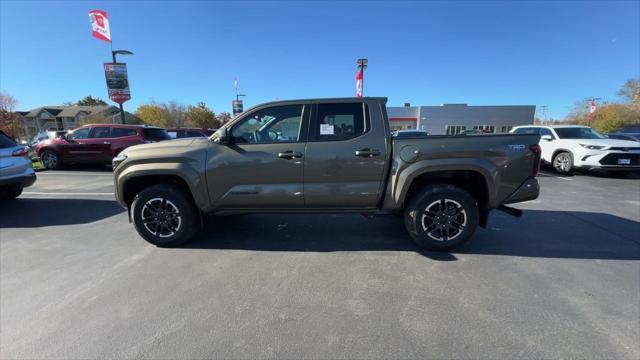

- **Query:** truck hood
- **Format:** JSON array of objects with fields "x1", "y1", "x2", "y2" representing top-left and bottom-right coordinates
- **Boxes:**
[{"x1": 124, "y1": 138, "x2": 196, "y2": 154}]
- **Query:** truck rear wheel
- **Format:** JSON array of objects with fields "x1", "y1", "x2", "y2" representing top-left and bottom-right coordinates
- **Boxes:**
[
  {"x1": 404, "y1": 184, "x2": 479, "y2": 250},
  {"x1": 131, "y1": 184, "x2": 199, "y2": 247}
]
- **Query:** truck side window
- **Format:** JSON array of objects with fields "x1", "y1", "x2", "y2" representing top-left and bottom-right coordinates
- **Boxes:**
[
  {"x1": 232, "y1": 105, "x2": 303, "y2": 144},
  {"x1": 312, "y1": 103, "x2": 365, "y2": 141}
]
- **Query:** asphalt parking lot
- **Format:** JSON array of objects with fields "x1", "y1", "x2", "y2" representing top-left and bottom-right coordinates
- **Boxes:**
[{"x1": 1, "y1": 169, "x2": 639, "y2": 359}]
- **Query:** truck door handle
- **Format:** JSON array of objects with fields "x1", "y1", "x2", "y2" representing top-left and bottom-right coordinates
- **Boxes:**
[
  {"x1": 103, "y1": 142, "x2": 111, "y2": 145},
  {"x1": 277, "y1": 151, "x2": 303, "y2": 159},
  {"x1": 355, "y1": 148, "x2": 381, "y2": 157}
]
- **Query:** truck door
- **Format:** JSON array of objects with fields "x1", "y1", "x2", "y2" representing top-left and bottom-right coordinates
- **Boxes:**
[
  {"x1": 304, "y1": 102, "x2": 388, "y2": 208},
  {"x1": 206, "y1": 104, "x2": 308, "y2": 209}
]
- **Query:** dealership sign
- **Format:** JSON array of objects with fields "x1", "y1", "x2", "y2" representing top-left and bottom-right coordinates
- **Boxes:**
[
  {"x1": 104, "y1": 63, "x2": 131, "y2": 104},
  {"x1": 232, "y1": 100, "x2": 244, "y2": 116}
]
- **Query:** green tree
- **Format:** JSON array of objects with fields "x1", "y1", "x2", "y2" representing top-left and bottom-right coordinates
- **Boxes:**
[
  {"x1": 186, "y1": 102, "x2": 220, "y2": 129},
  {"x1": 76, "y1": 96, "x2": 108, "y2": 106}
]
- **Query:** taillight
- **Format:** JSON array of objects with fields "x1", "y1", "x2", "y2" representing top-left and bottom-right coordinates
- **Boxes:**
[
  {"x1": 530, "y1": 144, "x2": 541, "y2": 177},
  {"x1": 11, "y1": 147, "x2": 29, "y2": 157}
]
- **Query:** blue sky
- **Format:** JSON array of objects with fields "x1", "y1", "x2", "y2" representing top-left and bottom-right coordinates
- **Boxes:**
[{"x1": 1, "y1": 0, "x2": 638, "y2": 119}]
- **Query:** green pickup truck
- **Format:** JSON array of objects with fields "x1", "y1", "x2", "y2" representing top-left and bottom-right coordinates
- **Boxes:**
[{"x1": 113, "y1": 97, "x2": 540, "y2": 250}]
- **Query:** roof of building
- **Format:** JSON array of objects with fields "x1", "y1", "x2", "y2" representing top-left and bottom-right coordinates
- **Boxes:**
[
  {"x1": 56, "y1": 105, "x2": 115, "y2": 117},
  {"x1": 19, "y1": 105, "x2": 118, "y2": 118}
]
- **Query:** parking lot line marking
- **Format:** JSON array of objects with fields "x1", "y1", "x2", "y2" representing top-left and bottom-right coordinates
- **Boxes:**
[
  {"x1": 37, "y1": 172, "x2": 113, "y2": 176},
  {"x1": 23, "y1": 192, "x2": 115, "y2": 195},
  {"x1": 538, "y1": 172, "x2": 573, "y2": 181}
]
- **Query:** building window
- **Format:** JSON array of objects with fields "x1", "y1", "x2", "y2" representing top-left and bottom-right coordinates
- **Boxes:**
[
  {"x1": 500, "y1": 125, "x2": 513, "y2": 133},
  {"x1": 473, "y1": 125, "x2": 495, "y2": 133},
  {"x1": 445, "y1": 125, "x2": 467, "y2": 135}
]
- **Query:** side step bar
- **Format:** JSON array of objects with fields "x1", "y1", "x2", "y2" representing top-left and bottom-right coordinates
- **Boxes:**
[{"x1": 498, "y1": 205, "x2": 523, "y2": 218}]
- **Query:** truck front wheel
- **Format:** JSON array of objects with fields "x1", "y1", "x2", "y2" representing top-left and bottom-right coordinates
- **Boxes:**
[
  {"x1": 131, "y1": 184, "x2": 199, "y2": 247},
  {"x1": 404, "y1": 184, "x2": 479, "y2": 250}
]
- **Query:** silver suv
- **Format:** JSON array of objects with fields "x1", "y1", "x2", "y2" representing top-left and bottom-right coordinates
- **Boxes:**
[{"x1": 0, "y1": 131, "x2": 36, "y2": 200}]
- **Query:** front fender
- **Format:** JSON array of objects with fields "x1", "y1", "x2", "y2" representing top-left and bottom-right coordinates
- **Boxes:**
[{"x1": 115, "y1": 161, "x2": 209, "y2": 210}]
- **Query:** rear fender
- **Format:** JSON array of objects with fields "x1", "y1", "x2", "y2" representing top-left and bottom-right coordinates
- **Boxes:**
[{"x1": 383, "y1": 158, "x2": 497, "y2": 210}]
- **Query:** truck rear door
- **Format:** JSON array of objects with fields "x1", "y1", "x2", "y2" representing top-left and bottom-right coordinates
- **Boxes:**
[{"x1": 303, "y1": 101, "x2": 388, "y2": 208}]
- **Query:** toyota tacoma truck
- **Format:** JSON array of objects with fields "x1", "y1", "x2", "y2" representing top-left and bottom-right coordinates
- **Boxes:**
[{"x1": 113, "y1": 98, "x2": 541, "y2": 250}]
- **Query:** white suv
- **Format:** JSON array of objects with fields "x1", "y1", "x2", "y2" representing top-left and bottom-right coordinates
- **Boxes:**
[{"x1": 510, "y1": 125, "x2": 640, "y2": 174}]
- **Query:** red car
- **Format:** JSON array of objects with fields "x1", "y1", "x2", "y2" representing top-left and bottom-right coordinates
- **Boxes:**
[
  {"x1": 166, "y1": 127, "x2": 216, "y2": 139},
  {"x1": 35, "y1": 124, "x2": 171, "y2": 170}
]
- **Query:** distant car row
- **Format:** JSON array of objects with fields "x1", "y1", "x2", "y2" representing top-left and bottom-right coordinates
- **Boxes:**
[{"x1": 32, "y1": 124, "x2": 216, "y2": 170}]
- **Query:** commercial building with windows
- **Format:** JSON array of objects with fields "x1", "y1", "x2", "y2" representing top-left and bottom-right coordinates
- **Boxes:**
[{"x1": 387, "y1": 103, "x2": 536, "y2": 135}]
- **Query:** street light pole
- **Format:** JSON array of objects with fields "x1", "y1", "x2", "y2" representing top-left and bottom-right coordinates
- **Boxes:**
[
  {"x1": 357, "y1": 58, "x2": 368, "y2": 96},
  {"x1": 111, "y1": 50, "x2": 134, "y2": 124}
]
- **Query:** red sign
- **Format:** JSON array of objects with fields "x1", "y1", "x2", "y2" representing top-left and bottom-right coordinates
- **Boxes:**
[
  {"x1": 104, "y1": 63, "x2": 131, "y2": 104},
  {"x1": 89, "y1": 10, "x2": 112, "y2": 43}
]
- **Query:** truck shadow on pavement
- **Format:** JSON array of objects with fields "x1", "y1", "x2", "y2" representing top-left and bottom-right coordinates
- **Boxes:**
[
  {"x1": 188, "y1": 210, "x2": 640, "y2": 261},
  {"x1": 0, "y1": 198, "x2": 124, "y2": 228}
]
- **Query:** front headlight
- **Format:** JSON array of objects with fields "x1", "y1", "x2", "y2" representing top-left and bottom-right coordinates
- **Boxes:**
[
  {"x1": 112, "y1": 153, "x2": 128, "y2": 169},
  {"x1": 579, "y1": 144, "x2": 605, "y2": 150}
]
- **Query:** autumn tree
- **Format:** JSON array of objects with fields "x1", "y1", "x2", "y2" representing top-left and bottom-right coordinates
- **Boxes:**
[
  {"x1": 618, "y1": 78, "x2": 640, "y2": 109},
  {"x1": 76, "y1": 96, "x2": 108, "y2": 106},
  {"x1": 186, "y1": 102, "x2": 220, "y2": 129},
  {"x1": 136, "y1": 101, "x2": 187, "y2": 128},
  {"x1": 0, "y1": 92, "x2": 22, "y2": 139},
  {"x1": 216, "y1": 112, "x2": 232, "y2": 126}
]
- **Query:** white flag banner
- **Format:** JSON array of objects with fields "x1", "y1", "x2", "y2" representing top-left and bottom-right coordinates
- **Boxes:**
[{"x1": 89, "y1": 9, "x2": 111, "y2": 43}]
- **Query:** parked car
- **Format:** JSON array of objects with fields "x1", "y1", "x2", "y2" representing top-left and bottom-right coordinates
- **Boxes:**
[
  {"x1": 608, "y1": 133, "x2": 640, "y2": 142},
  {"x1": 113, "y1": 97, "x2": 541, "y2": 250},
  {"x1": 0, "y1": 130, "x2": 36, "y2": 200},
  {"x1": 511, "y1": 125, "x2": 640, "y2": 174},
  {"x1": 166, "y1": 127, "x2": 216, "y2": 139},
  {"x1": 392, "y1": 129, "x2": 430, "y2": 137},
  {"x1": 35, "y1": 124, "x2": 171, "y2": 170}
]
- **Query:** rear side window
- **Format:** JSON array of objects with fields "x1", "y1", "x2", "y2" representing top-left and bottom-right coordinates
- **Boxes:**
[
  {"x1": 0, "y1": 132, "x2": 17, "y2": 148},
  {"x1": 142, "y1": 128, "x2": 171, "y2": 141},
  {"x1": 312, "y1": 103, "x2": 365, "y2": 141},
  {"x1": 89, "y1": 127, "x2": 111, "y2": 138},
  {"x1": 112, "y1": 127, "x2": 138, "y2": 138}
]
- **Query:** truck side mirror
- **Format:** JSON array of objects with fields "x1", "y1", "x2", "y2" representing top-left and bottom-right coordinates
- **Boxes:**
[
  {"x1": 214, "y1": 128, "x2": 232, "y2": 145},
  {"x1": 540, "y1": 135, "x2": 553, "y2": 141}
]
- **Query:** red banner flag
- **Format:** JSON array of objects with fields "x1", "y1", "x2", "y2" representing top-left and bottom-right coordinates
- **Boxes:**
[
  {"x1": 89, "y1": 10, "x2": 111, "y2": 43},
  {"x1": 589, "y1": 99, "x2": 597, "y2": 119}
]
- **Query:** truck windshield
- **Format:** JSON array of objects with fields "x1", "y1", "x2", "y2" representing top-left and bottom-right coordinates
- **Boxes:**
[
  {"x1": 554, "y1": 127, "x2": 606, "y2": 139},
  {"x1": 0, "y1": 132, "x2": 17, "y2": 148}
]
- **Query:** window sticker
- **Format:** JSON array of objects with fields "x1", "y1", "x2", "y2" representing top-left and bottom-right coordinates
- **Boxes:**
[{"x1": 320, "y1": 124, "x2": 334, "y2": 135}]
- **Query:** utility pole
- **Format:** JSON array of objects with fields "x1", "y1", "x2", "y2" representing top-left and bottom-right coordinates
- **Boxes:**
[
  {"x1": 539, "y1": 105, "x2": 548, "y2": 125},
  {"x1": 111, "y1": 49, "x2": 134, "y2": 124}
]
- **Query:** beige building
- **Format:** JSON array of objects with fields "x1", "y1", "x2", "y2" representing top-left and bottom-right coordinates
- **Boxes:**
[{"x1": 16, "y1": 105, "x2": 139, "y2": 140}]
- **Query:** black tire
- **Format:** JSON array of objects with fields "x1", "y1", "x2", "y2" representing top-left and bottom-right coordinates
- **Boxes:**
[
  {"x1": 0, "y1": 186, "x2": 23, "y2": 200},
  {"x1": 404, "y1": 184, "x2": 479, "y2": 250},
  {"x1": 131, "y1": 184, "x2": 199, "y2": 247},
  {"x1": 552, "y1": 151, "x2": 573, "y2": 175},
  {"x1": 40, "y1": 150, "x2": 61, "y2": 170}
]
